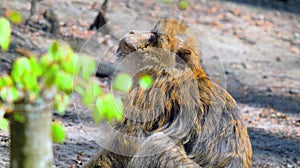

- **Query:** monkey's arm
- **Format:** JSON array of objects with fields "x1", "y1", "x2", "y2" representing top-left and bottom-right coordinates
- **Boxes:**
[
  {"x1": 127, "y1": 132, "x2": 201, "y2": 168},
  {"x1": 83, "y1": 149, "x2": 130, "y2": 168}
]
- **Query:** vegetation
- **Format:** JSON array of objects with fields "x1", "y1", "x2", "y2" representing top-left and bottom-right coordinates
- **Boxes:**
[
  {"x1": 0, "y1": 13, "x2": 124, "y2": 168},
  {"x1": 179, "y1": 0, "x2": 189, "y2": 10},
  {"x1": 0, "y1": 8, "x2": 153, "y2": 167}
]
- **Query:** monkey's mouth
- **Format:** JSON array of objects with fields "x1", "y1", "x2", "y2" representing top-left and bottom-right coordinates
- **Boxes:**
[
  {"x1": 115, "y1": 47, "x2": 175, "y2": 79},
  {"x1": 115, "y1": 32, "x2": 152, "y2": 61}
]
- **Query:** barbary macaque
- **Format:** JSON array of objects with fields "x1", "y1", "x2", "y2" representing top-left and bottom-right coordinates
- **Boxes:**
[{"x1": 84, "y1": 17, "x2": 252, "y2": 168}]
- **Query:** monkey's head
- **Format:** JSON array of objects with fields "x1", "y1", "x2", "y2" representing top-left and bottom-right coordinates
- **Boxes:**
[
  {"x1": 111, "y1": 18, "x2": 207, "y2": 151},
  {"x1": 115, "y1": 17, "x2": 205, "y2": 78}
]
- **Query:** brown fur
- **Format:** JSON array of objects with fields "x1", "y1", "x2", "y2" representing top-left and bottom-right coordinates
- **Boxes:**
[{"x1": 84, "y1": 17, "x2": 252, "y2": 168}]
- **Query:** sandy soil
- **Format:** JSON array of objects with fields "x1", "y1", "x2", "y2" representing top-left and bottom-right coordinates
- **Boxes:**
[{"x1": 0, "y1": 0, "x2": 300, "y2": 167}]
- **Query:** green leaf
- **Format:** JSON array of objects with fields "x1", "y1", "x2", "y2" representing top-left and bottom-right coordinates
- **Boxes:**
[
  {"x1": 111, "y1": 96, "x2": 123, "y2": 121},
  {"x1": 48, "y1": 42, "x2": 73, "y2": 64},
  {"x1": 0, "y1": 89, "x2": 6, "y2": 102},
  {"x1": 93, "y1": 82, "x2": 102, "y2": 95},
  {"x1": 11, "y1": 60, "x2": 23, "y2": 85},
  {"x1": 8, "y1": 87, "x2": 19, "y2": 103},
  {"x1": 0, "y1": 118, "x2": 8, "y2": 131},
  {"x1": 0, "y1": 75, "x2": 13, "y2": 87},
  {"x1": 82, "y1": 80, "x2": 101, "y2": 107},
  {"x1": 29, "y1": 57, "x2": 42, "y2": 77},
  {"x1": 44, "y1": 64, "x2": 59, "y2": 86},
  {"x1": 0, "y1": 78, "x2": 5, "y2": 88},
  {"x1": 105, "y1": 94, "x2": 123, "y2": 122},
  {"x1": 74, "y1": 56, "x2": 82, "y2": 75},
  {"x1": 74, "y1": 85, "x2": 84, "y2": 95},
  {"x1": 40, "y1": 53, "x2": 54, "y2": 69},
  {"x1": 81, "y1": 57, "x2": 96, "y2": 80},
  {"x1": 113, "y1": 73, "x2": 133, "y2": 93},
  {"x1": 12, "y1": 57, "x2": 40, "y2": 92},
  {"x1": 23, "y1": 73, "x2": 38, "y2": 91},
  {"x1": 0, "y1": 17, "x2": 11, "y2": 51},
  {"x1": 0, "y1": 104, "x2": 4, "y2": 118},
  {"x1": 13, "y1": 113, "x2": 25, "y2": 123},
  {"x1": 6, "y1": 10, "x2": 22, "y2": 24},
  {"x1": 94, "y1": 94, "x2": 123, "y2": 122},
  {"x1": 0, "y1": 87, "x2": 19, "y2": 103},
  {"x1": 48, "y1": 41, "x2": 60, "y2": 60},
  {"x1": 54, "y1": 72, "x2": 73, "y2": 92},
  {"x1": 178, "y1": 0, "x2": 189, "y2": 10},
  {"x1": 11, "y1": 57, "x2": 35, "y2": 90},
  {"x1": 95, "y1": 97, "x2": 105, "y2": 119},
  {"x1": 11, "y1": 57, "x2": 34, "y2": 89},
  {"x1": 61, "y1": 47, "x2": 77, "y2": 74},
  {"x1": 82, "y1": 89, "x2": 95, "y2": 107},
  {"x1": 139, "y1": 75, "x2": 153, "y2": 89},
  {"x1": 92, "y1": 108, "x2": 103, "y2": 124},
  {"x1": 74, "y1": 56, "x2": 96, "y2": 80},
  {"x1": 54, "y1": 94, "x2": 70, "y2": 115},
  {"x1": 51, "y1": 122, "x2": 66, "y2": 143}
]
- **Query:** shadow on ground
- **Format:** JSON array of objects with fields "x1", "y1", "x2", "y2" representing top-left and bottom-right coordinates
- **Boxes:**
[
  {"x1": 223, "y1": 0, "x2": 300, "y2": 14},
  {"x1": 249, "y1": 128, "x2": 300, "y2": 166},
  {"x1": 225, "y1": 73, "x2": 300, "y2": 116},
  {"x1": 232, "y1": 91, "x2": 300, "y2": 115}
]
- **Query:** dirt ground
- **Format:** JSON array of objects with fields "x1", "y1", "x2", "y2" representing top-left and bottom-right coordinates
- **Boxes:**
[{"x1": 0, "y1": 0, "x2": 300, "y2": 167}]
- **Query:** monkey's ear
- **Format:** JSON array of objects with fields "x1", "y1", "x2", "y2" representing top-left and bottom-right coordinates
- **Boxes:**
[{"x1": 176, "y1": 48, "x2": 192, "y2": 64}]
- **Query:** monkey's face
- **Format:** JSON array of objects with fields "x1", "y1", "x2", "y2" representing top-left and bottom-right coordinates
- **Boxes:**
[{"x1": 115, "y1": 18, "x2": 202, "y2": 74}]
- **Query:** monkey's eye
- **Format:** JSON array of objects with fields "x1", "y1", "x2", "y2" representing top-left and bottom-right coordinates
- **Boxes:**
[{"x1": 149, "y1": 32, "x2": 158, "y2": 45}]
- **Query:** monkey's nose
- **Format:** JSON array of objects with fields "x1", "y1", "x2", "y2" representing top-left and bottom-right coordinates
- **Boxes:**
[
  {"x1": 128, "y1": 30, "x2": 135, "y2": 34},
  {"x1": 128, "y1": 30, "x2": 148, "y2": 35},
  {"x1": 123, "y1": 31, "x2": 152, "y2": 50}
]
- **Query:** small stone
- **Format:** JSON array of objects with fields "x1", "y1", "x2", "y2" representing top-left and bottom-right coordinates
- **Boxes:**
[
  {"x1": 276, "y1": 113, "x2": 287, "y2": 119},
  {"x1": 274, "y1": 11, "x2": 281, "y2": 17},
  {"x1": 241, "y1": 62, "x2": 252, "y2": 69},
  {"x1": 276, "y1": 57, "x2": 281, "y2": 62},
  {"x1": 259, "y1": 109, "x2": 268, "y2": 118},
  {"x1": 258, "y1": 14, "x2": 265, "y2": 20},
  {"x1": 288, "y1": 88, "x2": 299, "y2": 94},
  {"x1": 240, "y1": 37, "x2": 256, "y2": 45}
]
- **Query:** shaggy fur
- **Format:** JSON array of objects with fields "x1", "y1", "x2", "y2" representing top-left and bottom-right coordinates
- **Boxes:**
[{"x1": 84, "y1": 17, "x2": 252, "y2": 168}]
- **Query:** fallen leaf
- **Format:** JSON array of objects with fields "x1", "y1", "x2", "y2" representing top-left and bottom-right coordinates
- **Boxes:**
[
  {"x1": 264, "y1": 21, "x2": 273, "y2": 27},
  {"x1": 256, "y1": 20, "x2": 264, "y2": 26},
  {"x1": 290, "y1": 47, "x2": 300, "y2": 55},
  {"x1": 232, "y1": 9, "x2": 240, "y2": 16},
  {"x1": 207, "y1": 7, "x2": 219, "y2": 14},
  {"x1": 210, "y1": 21, "x2": 223, "y2": 29}
]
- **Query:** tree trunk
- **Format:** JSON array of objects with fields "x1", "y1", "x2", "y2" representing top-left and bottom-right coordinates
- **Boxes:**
[{"x1": 10, "y1": 99, "x2": 53, "y2": 168}]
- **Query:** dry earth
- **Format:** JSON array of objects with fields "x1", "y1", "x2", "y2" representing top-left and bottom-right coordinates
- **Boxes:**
[{"x1": 0, "y1": 0, "x2": 300, "y2": 167}]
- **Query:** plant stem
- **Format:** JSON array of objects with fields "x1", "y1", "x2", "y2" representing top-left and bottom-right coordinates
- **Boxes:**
[{"x1": 10, "y1": 99, "x2": 53, "y2": 168}]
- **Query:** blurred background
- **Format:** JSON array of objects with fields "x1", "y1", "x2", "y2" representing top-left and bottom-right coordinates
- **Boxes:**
[{"x1": 0, "y1": 0, "x2": 299, "y2": 167}]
